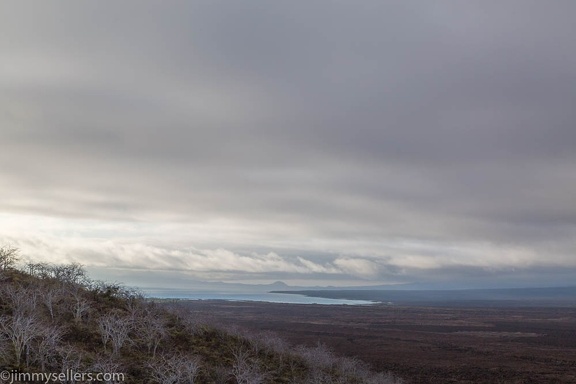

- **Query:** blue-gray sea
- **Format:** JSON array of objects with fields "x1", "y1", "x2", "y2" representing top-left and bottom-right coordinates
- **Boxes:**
[{"x1": 144, "y1": 289, "x2": 375, "y2": 305}]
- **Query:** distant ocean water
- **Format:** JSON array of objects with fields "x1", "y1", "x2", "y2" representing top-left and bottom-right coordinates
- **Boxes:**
[{"x1": 143, "y1": 289, "x2": 376, "y2": 305}]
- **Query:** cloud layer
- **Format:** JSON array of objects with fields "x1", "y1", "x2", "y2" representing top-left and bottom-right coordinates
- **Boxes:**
[{"x1": 1, "y1": 1, "x2": 575, "y2": 288}]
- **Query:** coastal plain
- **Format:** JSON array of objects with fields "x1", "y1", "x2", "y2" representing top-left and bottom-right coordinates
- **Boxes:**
[{"x1": 177, "y1": 301, "x2": 576, "y2": 383}]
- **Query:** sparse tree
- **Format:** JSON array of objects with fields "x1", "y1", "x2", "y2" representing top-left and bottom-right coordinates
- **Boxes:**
[
  {"x1": 51, "y1": 263, "x2": 87, "y2": 285},
  {"x1": 68, "y1": 285, "x2": 92, "y2": 324},
  {"x1": 90, "y1": 355, "x2": 124, "y2": 384},
  {"x1": 73, "y1": 298, "x2": 91, "y2": 323},
  {"x1": 0, "y1": 313, "x2": 42, "y2": 366},
  {"x1": 296, "y1": 343, "x2": 337, "y2": 370},
  {"x1": 58, "y1": 345, "x2": 84, "y2": 383},
  {"x1": 136, "y1": 308, "x2": 167, "y2": 357},
  {"x1": 295, "y1": 343, "x2": 341, "y2": 384},
  {"x1": 88, "y1": 280, "x2": 125, "y2": 299},
  {"x1": 26, "y1": 262, "x2": 52, "y2": 279},
  {"x1": 335, "y1": 356, "x2": 368, "y2": 378},
  {"x1": 148, "y1": 353, "x2": 201, "y2": 384},
  {"x1": 232, "y1": 347, "x2": 268, "y2": 384},
  {"x1": 36, "y1": 282, "x2": 65, "y2": 321},
  {"x1": 305, "y1": 368, "x2": 334, "y2": 384},
  {"x1": 252, "y1": 330, "x2": 289, "y2": 355},
  {"x1": 98, "y1": 313, "x2": 132, "y2": 355},
  {"x1": 0, "y1": 333, "x2": 11, "y2": 364},
  {"x1": 31, "y1": 324, "x2": 64, "y2": 371},
  {"x1": 120, "y1": 287, "x2": 145, "y2": 319},
  {"x1": 0, "y1": 245, "x2": 19, "y2": 271},
  {"x1": 1, "y1": 284, "x2": 39, "y2": 317}
]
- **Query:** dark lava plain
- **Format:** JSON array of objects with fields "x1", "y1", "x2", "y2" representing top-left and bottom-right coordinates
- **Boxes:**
[{"x1": 175, "y1": 301, "x2": 576, "y2": 383}]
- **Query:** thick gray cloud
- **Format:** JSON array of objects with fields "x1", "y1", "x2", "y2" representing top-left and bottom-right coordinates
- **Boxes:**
[{"x1": 1, "y1": 1, "x2": 575, "y2": 288}]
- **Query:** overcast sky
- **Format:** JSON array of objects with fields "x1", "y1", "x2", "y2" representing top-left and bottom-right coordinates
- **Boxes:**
[{"x1": 1, "y1": 1, "x2": 575, "y2": 290}]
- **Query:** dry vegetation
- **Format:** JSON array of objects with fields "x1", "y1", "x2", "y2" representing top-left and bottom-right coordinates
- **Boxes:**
[
  {"x1": 0, "y1": 246, "x2": 403, "y2": 384},
  {"x1": 183, "y1": 300, "x2": 576, "y2": 383}
]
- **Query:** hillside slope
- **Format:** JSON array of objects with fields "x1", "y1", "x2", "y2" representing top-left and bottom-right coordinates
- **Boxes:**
[{"x1": 0, "y1": 247, "x2": 403, "y2": 384}]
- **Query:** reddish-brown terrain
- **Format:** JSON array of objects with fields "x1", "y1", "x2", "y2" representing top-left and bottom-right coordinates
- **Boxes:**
[{"x1": 176, "y1": 301, "x2": 576, "y2": 383}]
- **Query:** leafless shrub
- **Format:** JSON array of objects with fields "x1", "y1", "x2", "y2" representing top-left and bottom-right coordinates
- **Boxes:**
[
  {"x1": 51, "y1": 263, "x2": 87, "y2": 285},
  {"x1": 136, "y1": 307, "x2": 167, "y2": 357},
  {"x1": 87, "y1": 280, "x2": 125, "y2": 299},
  {"x1": 85, "y1": 279, "x2": 110, "y2": 294},
  {"x1": 90, "y1": 355, "x2": 124, "y2": 384},
  {"x1": 66, "y1": 284, "x2": 92, "y2": 324},
  {"x1": 335, "y1": 356, "x2": 369, "y2": 378},
  {"x1": 286, "y1": 357, "x2": 305, "y2": 384},
  {"x1": 0, "y1": 313, "x2": 43, "y2": 366},
  {"x1": 148, "y1": 353, "x2": 201, "y2": 384},
  {"x1": 304, "y1": 368, "x2": 335, "y2": 384},
  {"x1": 232, "y1": 347, "x2": 268, "y2": 384},
  {"x1": 0, "y1": 245, "x2": 19, "y2": 271},
  {"x1": 26, "y1": 262, "x2": 53, "y2": 279},
  {"x1": 252, "y1": 330, "x2": 290, "y2": 354},
  {"x1": 1, "y1": 284, "x2": 39, "y2": 316},
  {"x1": 74, "y1": 298, "x2": 92, "y2": 323},
  {"x1": 296, "y1": 343, "x2": 337, "y2": 370},
  {"x1": 58, "y1": 345, "x2": 84, "y2": 381},
  {"x1": 119, "y1": 287, "x2": 145, "y2": 318},
  {"x1": 37, "y1": 283, "x2": 65, "y2": 321},
  {"x1": 167, "y1": 305, "x2": 209, "y2": 335},
  {"x1": 220, "y1": 323, "x2": 247, "y2": 340},
  {"x1": 98, "y1": 313, "x2": 132, "y2": 355},
  {"x1": 0, "y1": 334, "x2": 11, "y2": 364},
  {"x1": 30, "y1": 323, "x2": 64, "y2": 370},
  {"x1": 52, "y1": 282, "x2": 92, "y2": 323}
]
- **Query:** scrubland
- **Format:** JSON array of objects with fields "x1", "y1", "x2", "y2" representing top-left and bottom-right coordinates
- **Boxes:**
[{"x1": 0, "y1": 246, "x2": 403, "y2": 384}]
